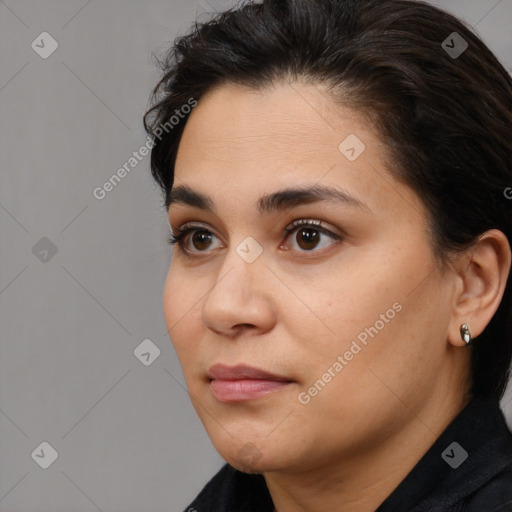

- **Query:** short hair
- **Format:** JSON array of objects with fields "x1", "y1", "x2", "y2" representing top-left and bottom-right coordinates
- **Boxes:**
[{"x1": 144, "y1": 0, "x2": 512, "y2": 400}]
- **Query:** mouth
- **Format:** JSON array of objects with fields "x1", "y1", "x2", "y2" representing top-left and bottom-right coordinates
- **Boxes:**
[{"x1": 207, "y1": 363, "x2": 294, "y2": 402}]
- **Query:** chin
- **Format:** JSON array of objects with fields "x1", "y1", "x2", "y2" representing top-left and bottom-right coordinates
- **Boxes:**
[
  {"x1": 227, "y1": 450, "x2": 275, "y2": 474},
  {"x1": 215, "y1": 438, "x2": 298, "y2": 474}
]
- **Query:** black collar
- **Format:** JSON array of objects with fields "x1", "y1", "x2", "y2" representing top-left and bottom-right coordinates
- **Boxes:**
[{"x1": 376, "y1": 395, "x2": 512, "y2": 511}]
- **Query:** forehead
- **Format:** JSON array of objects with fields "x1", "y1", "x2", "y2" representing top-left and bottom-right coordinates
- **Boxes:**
[
  {"x1": 176, "y1": 82, "x2": 370, "y2": 174},
  {"x1": 172, "y1": 81, "x2": 426, "y2": 223},
  {"x1": 178, "y1": 81, "x2": 369, "y2": 159}
]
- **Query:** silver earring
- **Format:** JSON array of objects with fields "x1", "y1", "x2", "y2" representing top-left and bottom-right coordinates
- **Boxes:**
[{"x1": 460, "y1": 324, "x2": 472, "y2": 345}]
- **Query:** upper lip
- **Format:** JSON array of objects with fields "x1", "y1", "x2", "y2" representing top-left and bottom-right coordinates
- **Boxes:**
[{"x1": 208, "y1": 363, "x2": 292, "y2": 382}]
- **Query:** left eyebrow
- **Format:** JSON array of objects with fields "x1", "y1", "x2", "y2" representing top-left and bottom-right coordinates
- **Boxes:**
[{"x1": 168, "y1": 183, "x2": 372, "y2": 215}]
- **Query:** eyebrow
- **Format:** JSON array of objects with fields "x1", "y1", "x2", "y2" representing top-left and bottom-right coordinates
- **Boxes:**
[{"x1": 168, "y1": 183, "x2": 371, "y2": 215}]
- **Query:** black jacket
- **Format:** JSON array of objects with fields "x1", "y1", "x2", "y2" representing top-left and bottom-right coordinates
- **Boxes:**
[{"x1": 183, "y1": 396, "x2": 512, "y2": 511}]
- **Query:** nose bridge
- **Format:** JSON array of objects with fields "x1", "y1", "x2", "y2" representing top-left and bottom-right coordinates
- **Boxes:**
[
  {"x1": 215, "y1": 233, "x2": 265, "y2": 294},
  {"x1": 233, "y1": 233, "x2": 265, "y2": 270},
  {"x1": 200, "y1": 234, "x2": 271, "y2": 333}
]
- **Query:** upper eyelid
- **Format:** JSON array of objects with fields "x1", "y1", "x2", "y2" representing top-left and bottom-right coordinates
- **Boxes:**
[{"x1": 173, "y1": 218, "x2": 337, "y2": 234}]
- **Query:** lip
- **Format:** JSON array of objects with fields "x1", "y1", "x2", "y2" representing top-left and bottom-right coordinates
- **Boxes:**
[
  {"x1": 208, "y1": 363, "x2": 291, "y2": 382},
  {"x1": 207, "y1": 363, "x2": 294, "y2": 402}
]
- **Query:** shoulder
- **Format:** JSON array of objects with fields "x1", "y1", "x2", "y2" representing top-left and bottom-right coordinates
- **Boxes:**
[
  {"x1": 461, "y1": 466, "x2": 512, "y2": 512},
  {"x1": 185, "y1": 463, "x2": 236, "y2": 508}
]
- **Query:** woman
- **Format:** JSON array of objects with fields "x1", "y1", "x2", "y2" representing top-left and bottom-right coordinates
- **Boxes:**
[{"x1": 144, "y1": 0, "x2": 512, "y2": 510}]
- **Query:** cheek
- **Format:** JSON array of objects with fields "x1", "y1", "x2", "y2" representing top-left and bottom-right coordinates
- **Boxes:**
[
  {"x1": 310, "y1": 275, "x2": 447, "y2": 407},
  {"x1": 290, "y1": 254, "x2": 402, "y2": 351},
  {"x1": 162, "y1": 265, "x2": 180, "y2": 328},
  {"x1": 163, "y1": 265, "x2": 204, "y2": 364},
  {"x1": 290, "y1": 245, "x2": 440, "y2": 386}
]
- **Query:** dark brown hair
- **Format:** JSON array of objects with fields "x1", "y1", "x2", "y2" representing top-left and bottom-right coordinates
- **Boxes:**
[{"x1": 144, "y1": 0, "x2": 512, "y2": 400}]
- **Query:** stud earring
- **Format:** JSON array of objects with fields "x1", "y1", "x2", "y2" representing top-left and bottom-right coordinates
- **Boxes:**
[{"x1": 460, "y1": 324, "x2": 472, "y2": 345}]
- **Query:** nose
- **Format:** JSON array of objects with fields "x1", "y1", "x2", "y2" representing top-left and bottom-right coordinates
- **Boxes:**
[{"x1": 201, "y1": 243, "x2": 276, "y2": 338}]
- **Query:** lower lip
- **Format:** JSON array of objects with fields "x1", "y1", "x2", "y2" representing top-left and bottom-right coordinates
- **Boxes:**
[{"x1": 210, "y1": 379, "x2": 292, "y2": 402}]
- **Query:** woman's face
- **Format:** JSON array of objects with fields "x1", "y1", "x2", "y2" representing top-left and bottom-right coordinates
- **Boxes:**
[{"x1": 164, "y1": 81, "x2": 468, "y2": 473}]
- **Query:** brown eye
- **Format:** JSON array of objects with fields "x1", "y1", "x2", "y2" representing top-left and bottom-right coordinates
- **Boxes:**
[
  {"x1": 191, "y1": 230, "x2": 214, "y2": 251},
  {"x1": 169, "y1": 219, "x2": 342, "y2": 257},
  {"x1": 295, "y1": 228, "x2": 321, "y2": 250},
  {"x1": 168, "y1": 226, "x2": 222, "y2": 254},
  {"x1": 283, "y1": 220, "x2": 343, "y2": 253}
]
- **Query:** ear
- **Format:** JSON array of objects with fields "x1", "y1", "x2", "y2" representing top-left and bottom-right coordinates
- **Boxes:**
[{"x1": 447, "y1": 229, "x2": 511, "y2": 347}]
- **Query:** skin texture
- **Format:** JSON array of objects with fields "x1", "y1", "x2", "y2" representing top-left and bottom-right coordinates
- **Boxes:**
[{"x1": 163, "y1": 81, "x2": 511, "y2": 512}]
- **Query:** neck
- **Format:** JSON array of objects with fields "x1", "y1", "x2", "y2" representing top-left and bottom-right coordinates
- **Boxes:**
[{"x1": 264, "y1": 391, "x2": 471, "y2": 512}]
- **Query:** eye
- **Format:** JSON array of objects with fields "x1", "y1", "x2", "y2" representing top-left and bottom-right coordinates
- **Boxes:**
[
  {"x1": 168, "y1": 219, "x2": 343, "y2": 256},
  {"x1": 281, "y1": 219, "x2": 343, "y2": 253},
  {"x1": 168, "y1": 223, "x2": 221, "y2": 254}
]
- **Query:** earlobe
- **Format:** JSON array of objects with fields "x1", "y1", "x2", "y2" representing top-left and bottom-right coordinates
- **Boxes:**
[{"x1": 447, "y1": 229, "x2": 511, "y2": 348}]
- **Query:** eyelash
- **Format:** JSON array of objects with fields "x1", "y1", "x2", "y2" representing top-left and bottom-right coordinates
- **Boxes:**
[{"x1": 167, "y1": 219, "x2": 343, "y2": 256}]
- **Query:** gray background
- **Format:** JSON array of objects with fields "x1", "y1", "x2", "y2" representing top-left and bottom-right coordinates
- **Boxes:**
[{"x1": 1, "y1": 1, "x2": 511, "y2": 510}]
